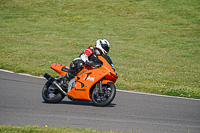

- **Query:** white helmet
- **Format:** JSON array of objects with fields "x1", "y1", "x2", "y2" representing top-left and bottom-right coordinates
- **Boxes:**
[{"x1": 95, "y1": 39, "x2": 110, "y2": 55}]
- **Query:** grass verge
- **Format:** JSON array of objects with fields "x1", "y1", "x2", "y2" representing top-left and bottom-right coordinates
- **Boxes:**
[
  {"x1": 0, "y1": 0, "x2": 200, "y2": 98},
  {"x1": 0, "y1": 125, "x2": 124, "y2": 133}
]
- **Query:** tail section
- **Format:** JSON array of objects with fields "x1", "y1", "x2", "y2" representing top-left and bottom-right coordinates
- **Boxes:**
[{"x1": 50, "y1": 64, "x2": 69, "y2": 76}]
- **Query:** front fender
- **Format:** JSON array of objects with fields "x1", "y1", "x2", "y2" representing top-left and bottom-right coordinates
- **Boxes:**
[{"x1": 102, "y1": 79, "x2": 115, "y2": 84}]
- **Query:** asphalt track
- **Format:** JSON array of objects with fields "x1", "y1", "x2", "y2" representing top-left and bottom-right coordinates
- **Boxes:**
[{"x1": 0, "y1": 70, "x2": 200, "y2": 133}]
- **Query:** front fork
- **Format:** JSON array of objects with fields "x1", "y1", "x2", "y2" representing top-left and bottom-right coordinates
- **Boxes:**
[
  {"x1": 95, "y1": 80, "x2": 103, "y2": 94},
  {"x1": 99, "y1": 80, "x2": 103, "y2": 93}
]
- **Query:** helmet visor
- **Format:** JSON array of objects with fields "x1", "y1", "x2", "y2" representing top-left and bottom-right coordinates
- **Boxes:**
[{"x1": 101, "y1": 43, "x2": 110, "y2": 54}]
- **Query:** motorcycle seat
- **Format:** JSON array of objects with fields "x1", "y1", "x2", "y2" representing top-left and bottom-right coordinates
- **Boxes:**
[{"x1": 61, "y1": 67, "x2": 75, "y2": 72}]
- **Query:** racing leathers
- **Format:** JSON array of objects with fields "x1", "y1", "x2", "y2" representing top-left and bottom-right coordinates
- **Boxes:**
[{"x1": 67, "y1": 46, "x2": 102, "y2": 79}]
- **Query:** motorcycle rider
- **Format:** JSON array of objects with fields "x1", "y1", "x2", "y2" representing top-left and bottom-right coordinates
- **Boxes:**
[{"x1": 66, "y1": 39, "x2": 111, "y2": 80}]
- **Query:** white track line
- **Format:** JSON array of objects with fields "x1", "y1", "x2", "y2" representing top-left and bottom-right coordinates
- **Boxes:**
[
  {"x1": 116, "y1": 89, "x2": 200, "y2": 101},
  {"x1": 0, "y1": 69, "x2": 45, "y2": 79},
  {"x1": 1, "y1": 69, "x2": 199, "y2": 101}
]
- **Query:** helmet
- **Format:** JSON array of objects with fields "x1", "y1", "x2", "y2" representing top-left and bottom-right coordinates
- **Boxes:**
[{"x1": 95, "y1": 39, "x2": 110, "y2": 55}]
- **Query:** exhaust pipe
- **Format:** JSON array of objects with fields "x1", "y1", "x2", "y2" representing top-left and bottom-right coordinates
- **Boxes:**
[{"x1": 44, "y1": 73, "x2": 68, "y2": 96}]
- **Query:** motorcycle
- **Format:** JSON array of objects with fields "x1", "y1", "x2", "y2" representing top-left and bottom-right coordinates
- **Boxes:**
[{"x1": 42, "y1": 55, "x2": 118, "y2": 107}]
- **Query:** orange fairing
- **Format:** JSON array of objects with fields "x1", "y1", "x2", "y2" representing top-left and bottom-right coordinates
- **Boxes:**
[
  {"x1": 67, "y1": 66, "x2": 109, "y2": 101},
  {"x1": 50, "y1": 64, "x2": 69, "y2": 76},
  {"x1": 99, "y1": 56, "x2": 118, "y2": 84},
  {"x1": 67, "y1": 56, "x2": 118, "y2": 101}
]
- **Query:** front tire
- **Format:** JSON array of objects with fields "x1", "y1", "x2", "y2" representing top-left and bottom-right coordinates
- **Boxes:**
[
  {"x1": 42, "y1": 81, "x2": 65, "y2": 103},
  {"x1": 91, "y1": 82, "x2": 116, "y2": 107}
]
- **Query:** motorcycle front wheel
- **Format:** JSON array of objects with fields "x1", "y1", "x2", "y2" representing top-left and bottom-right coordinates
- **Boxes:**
[
  {"x1": 91, "y1": 82, "x2": 116, "y2": 107},
  {"x1": 42, "y1": 81, "x2": 65, "y2": 103}
]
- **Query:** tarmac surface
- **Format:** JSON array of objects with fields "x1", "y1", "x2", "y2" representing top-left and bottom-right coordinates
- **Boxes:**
[{"x1": 0, "y1": 70, "x2": 200, "y2": 133}]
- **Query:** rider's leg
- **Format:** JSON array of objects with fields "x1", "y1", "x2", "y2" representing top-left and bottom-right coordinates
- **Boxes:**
[{"x1": 67, "y1": 58, "x2": 83, "y2": 80}]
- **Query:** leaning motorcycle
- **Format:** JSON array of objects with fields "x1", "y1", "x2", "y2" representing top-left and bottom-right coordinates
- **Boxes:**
[{"x1": 42, "y1": 55, "x2": 118, "y2": 107}]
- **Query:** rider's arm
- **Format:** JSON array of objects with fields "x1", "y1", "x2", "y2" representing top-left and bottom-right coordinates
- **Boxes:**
[
  {"x1": 88, "y1": 53, "x2": 103, "y2": 68},
  {"x1": 79, "y1": 46, "x2": 95, "y2": 64}
]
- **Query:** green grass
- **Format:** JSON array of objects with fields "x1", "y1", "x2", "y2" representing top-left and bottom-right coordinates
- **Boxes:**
[
  {"x1": 0, "y1": 0, "x2": 200, "y2": 98},
  {"x1": 0, "y1": 125, "x2": 124, "y2": 133}
]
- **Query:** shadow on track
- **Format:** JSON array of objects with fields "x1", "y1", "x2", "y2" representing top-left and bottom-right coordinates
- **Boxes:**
[{"x1": 42, "y1": 100, "x2": 116, "y2": 107}]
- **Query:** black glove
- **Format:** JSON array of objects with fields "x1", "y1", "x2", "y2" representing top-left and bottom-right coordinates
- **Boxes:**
[
  {"x1": 93, "y1": 63, "x2": 102, "y2": 68},
  {"x1": 86, "y1": 61, "x2": 94, "y2": 67},
  {"x1": 86, "y1": 61, "x2": 102, "y2": 68}
]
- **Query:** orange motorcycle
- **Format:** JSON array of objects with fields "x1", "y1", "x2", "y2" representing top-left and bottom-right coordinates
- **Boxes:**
[{"x1": 42, "y1": 55, "x2": 118, "y2": 107}]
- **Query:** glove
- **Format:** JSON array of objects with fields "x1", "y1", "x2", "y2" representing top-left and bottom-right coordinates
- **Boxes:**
[
  {"x1": 94, "y1": 64, "x2": 102, "y2": 68},
  {"x1": 86, "y1": 61, "x2": 94, "y2": 67}
]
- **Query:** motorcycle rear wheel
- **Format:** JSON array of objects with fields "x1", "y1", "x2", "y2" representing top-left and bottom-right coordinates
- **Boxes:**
[
  {"x1": 91, "y1": 82, "x2": 116, "y2": 107},
  {"x1": 42, "y1": 81, "x2": 65, "y2": 103}
]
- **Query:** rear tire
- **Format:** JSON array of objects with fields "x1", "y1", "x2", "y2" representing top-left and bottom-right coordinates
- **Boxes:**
[
  {"x1": 91, "y1": 82, "x2": 116, "y2": 107},
  {"x1": 42, "y1": 81, "x2": 65, "y2": 103}
]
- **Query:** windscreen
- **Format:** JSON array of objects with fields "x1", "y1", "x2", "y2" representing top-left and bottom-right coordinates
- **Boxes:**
[{"x1": 102, "y1": 55, "x2": 114, "y2": 67}]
